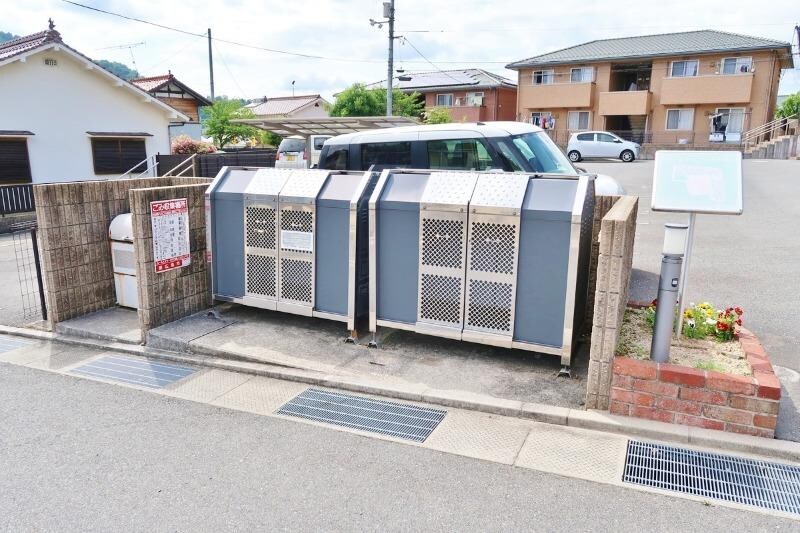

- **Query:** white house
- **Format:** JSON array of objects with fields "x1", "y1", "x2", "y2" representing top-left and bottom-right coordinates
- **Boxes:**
[{"x1": 0, "y1": 21, "x2": 190, "y2": 184}]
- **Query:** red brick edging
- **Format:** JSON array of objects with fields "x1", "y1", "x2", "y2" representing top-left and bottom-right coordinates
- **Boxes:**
[{"x1": 610, "y1": 328, "x2": 781, "y2": 438}]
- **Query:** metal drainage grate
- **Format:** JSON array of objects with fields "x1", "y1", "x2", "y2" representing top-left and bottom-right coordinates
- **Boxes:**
[
  {"x1": 276, "y1": 388, "x2": 446, "y2": 443},
  {"x1": 0, "y1": 334, "x2": 33, "y2": 354},
  {"x1": 623, "y1": 440, "x2": 800, "y2": 515},
  {"x1": 71, "y1": 355, "x2": 196, "y2": 389}
]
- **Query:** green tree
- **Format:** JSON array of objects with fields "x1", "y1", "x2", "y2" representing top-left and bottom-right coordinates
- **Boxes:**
[
  {"x1": 203, "y1": 100, "x2": 258, "y2": 148},
  {"x1": 0, "y1": 31, "x2": 20, "y2": 44},
  {"x1": 95, "y1": 59, "x2": 139, "y2": 80},
  {"x1": 775, "y1": 93, "x2": 800, "y2": 119},
  {"x1": 425, "y1": 107, "x2": 452, "y2": 124},
  {"x1": 330, "y1": 83, "x2": 423, "y2": 118},
  {"x1": 254, "y1": 130, "x2": 283, "y2": 147}
]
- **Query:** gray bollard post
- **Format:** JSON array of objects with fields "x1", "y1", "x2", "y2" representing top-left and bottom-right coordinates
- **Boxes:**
[{"x1": 650, "y1": 255, "x2": 683, "y2": 363}]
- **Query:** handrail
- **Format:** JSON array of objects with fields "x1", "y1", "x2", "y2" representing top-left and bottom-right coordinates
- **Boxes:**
[
  {"x1": 115, "y1": 154, "x2": 158, "y2": 180},
  {"x1": 163, "y1": 153, "x2": 197, "y2": 176},
  {"x1": 742, "y1": 113, "x2": 798, "y2": 151}
]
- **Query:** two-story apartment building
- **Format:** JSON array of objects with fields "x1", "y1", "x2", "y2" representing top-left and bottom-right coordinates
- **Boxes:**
[
  {"x1": 506, "y1": 30, "x2": 793, "y2": 145},
  {"x1": 366, "y1": 69, "x2": 518, "y2": 122}
]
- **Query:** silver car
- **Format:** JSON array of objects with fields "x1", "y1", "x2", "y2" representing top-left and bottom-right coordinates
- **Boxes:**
[{"x1": 567, "y1": 131, "x2": 640, "y2": 163}]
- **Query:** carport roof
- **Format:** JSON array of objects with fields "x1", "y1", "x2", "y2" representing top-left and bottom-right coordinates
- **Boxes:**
[{"x1": 233, "y1": 116, "x2": 419, "y2": 137}]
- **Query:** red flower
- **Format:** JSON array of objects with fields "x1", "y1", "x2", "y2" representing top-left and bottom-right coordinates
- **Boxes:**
[
  {"x1": 717, "y1": 322, "x2": 728, "y2": 331},
  {"x1": 735, "y1": 307, "x2": 743, "y2": 315},
  {"x1": 651, "y1": 298, "x2": 658, "y2": 307},
  {"x1": 736, "y1": 318, "x2": 742, "y2": 326}
]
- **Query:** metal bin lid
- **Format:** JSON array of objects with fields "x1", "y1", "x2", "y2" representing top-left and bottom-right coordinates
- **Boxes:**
[
  {"x1": 109, "y1": 213, "x2": 134, "y2": 242},
  {"x1": 521, "y1": 178, "x2": 578, "y2": 222}
]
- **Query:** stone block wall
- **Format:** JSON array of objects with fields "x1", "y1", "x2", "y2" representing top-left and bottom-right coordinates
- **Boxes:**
[
  {"x1": 584, "y1": 195, "x2": 639, "y2": 410},
  {"x1": 584, "y1": 195, "x2": 622, "y2": 332},
  {"x1": 34, "y1": 178, "x2": 171, "y2": 326},
  {"x1": 130, "y1": 181, "x2": 212, "y2": 335}
]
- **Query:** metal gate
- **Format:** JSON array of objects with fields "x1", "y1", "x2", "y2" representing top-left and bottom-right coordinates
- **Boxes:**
[{"x1": 10, "y1": 221, "x2": 47, "y2": 322}]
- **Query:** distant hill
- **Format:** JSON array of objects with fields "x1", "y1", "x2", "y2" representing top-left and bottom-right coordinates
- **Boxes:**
[{"x1": 1, "y1": 29, "x2": 139, "y2": 80}]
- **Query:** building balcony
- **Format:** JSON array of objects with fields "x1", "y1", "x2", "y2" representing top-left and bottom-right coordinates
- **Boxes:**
[
  {"x1": 429, "y1": 105, "x2": 486, "y2": 122},
  {"x1": 598, "y1": 90, "x2": 651, "y2": 116},
  {"x1": 660, "y1": 73, "x2": 753, "y2": 105},
  {"x1": 518, "y1": 82, "x2": 594, "y2": 109}
]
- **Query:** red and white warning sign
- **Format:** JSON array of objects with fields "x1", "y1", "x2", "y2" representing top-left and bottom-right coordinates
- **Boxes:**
[{"x1": 151, "y1": 197, "x2": 191, "y2": 273}]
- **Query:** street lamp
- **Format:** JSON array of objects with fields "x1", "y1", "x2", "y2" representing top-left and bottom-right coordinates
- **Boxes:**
[{"x1": 650, "y1": 223, "x2": 689, "y2": 363}]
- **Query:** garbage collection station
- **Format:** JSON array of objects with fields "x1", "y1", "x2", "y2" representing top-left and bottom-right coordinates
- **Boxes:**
[{"x1": 206, "y1": 166, "x2": 595, "y2": 372}]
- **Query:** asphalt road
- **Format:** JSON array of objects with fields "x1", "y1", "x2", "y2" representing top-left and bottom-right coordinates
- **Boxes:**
[
  {"x1": 1, "y1": 363, "x2": 795, "y2": 532},
  {"x1": 581, "y1": 159, "x2": 800, "y2": 441}
]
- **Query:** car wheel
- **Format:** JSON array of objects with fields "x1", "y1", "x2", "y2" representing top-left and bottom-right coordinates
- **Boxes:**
[
  {"x1": 568, "y1": 150, "x2": 581, "y2": 162},
  {"x1": 620, "y1": 150, "x2": 634, "y2": 162}
]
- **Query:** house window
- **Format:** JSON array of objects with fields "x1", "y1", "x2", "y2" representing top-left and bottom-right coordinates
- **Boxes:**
[
  {"x1": 721, "y1": 57, "x2": 752, "y2": 75},
  {"x1": 0, "y1": 139, "x2": 33, "y2": 184},
  {"x1": 713, "y1": 108, "x2": 746, "y2": 134},
  {"x1": 91, "y1": 138, "x2": 147, "y2": 174},
  {"x1": 567, "y1": 111, "x2": 590, "y2": 130},
  {"x1": 435, "y1": 94, "x2": 454, "y2": 106},
  {"x1": 670, "y1": 60, "x2": 699, "y2": 77},
  {"x1": 532, "y1": 70, "x2": 554, "y2": 85},
  {"x1": 466, "y1": 92, "x2": 484, "y2": 106},
  {"x1": 361, "y1": 141, "x2": 412, "y2": 169},
  {"x1": 570, "y1": 67, "x2": 594, "y2": 83},
  {"x1": 530, "y1": 111, "x2": 552, "y2": 127},
  {"x1": 427, "y1": 139, "x2": 495, "y2": 171},
  {"x1": 666, "y1": 109, "x2": 695, "y2": 130}
]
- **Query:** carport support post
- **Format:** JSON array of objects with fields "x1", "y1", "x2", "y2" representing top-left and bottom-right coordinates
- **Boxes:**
[{"x1": 674, "y1": 213, "x2": 696, "y2": 337}]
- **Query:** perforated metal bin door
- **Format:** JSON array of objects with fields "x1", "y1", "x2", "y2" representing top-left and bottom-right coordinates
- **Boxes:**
[
  {"x1": 462, "y1": 174, "x2": 528, "y2": 346},
  {"x1": 415, "y1": 172, "x2": 479, "y2": 337}
]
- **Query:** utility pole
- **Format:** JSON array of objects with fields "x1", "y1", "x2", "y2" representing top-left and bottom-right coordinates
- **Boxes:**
[
  {"x1": 796, "y1": 25, "x2": 800, "y2": 61},
  {"x1": 208, "y1": 28, "x2": 215, "y2": 101},
  {"x1": 386, "y1": 1, "x2": 395, "y2": 117}
]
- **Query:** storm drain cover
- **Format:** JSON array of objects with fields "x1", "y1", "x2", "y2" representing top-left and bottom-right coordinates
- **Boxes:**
[
  {"x1": 71, "y1": 355, "x2": 196, "y2": 389},
  {"x1": 276, "y1": 388, "x2": 446, "y2": 442},
  {"x1": 0, "y1": 334, "x2": 33, "y2": 354},
  {"x1": 623, "y1": 440, "x2": 800, "y2": 515}
]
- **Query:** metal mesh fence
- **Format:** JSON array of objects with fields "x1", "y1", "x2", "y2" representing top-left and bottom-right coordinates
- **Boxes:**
[{"x1": 11, "y1": 223, "x2": 46, "y2": 322}]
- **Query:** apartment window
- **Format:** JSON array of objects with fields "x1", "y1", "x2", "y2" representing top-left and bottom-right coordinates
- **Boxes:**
[
  {"x1": 361, "y1": 141, "x2": 412, "y2": 168},
  {"x1": 91, "y1": 138, "x2": 146, "y2": 174},
  {"x1": 530, "y1": 111, "x2": 552, "y2": 127},
  {"x1": 570, "y1": 67, "x2": 594, "y2": 83},
  {"x1": 567, "y1": 111, "x2": 590, "y2": 130},
  {"x1": 435, "y1": 94, "x2": 454, "y2": 106},
  {"x1": 0, "y1": 139, "x2": 33, "y2": 183},
  {"x1": 713, "y1": 108, "x2": 746, "y2": 134},
  {"x1": 721, "y1": 57, "x2": 752, "y2": 75},
  {"x1": 427, "y1": 139, "x2": 494, "y2": 171},
  {"x1": 670, "y1": 60, "x2": 699, "y2": 77},
  {"x1": 532, "y1": 70, "x2": 554, "y2": 85},
  {"x1": 666, "y1": 109, "x2": 694, "y2": 130},
  {"x1": 465, "y1": 92, "x2": 484, "y2": 106}
]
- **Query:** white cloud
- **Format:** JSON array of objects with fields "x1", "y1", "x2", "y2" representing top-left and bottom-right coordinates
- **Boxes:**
[{"x1": 5, "y1": 0, "x2": 797, "y2": 102}]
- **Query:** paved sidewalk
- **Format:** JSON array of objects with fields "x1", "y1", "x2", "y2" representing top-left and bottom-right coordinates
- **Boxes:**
[{"x1": 1, "y1": 334, "x2": 798, "y2": 525}]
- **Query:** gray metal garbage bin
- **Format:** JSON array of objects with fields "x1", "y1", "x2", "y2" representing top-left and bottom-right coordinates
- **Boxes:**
[
  {"x1": 206, "y1": 167, "x2": 379, "y2": 332},
  {"x1": 369, "y1": 169, "x2": 594, "y2": 368}
]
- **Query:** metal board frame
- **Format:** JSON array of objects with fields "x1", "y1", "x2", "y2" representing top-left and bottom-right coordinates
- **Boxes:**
[
  {"x1": 415, "y1": 172, "x2": 479, "y2": 340},
  {"x1": 344, "y1": 170, "x2": 379, "y2": 331},
  {"x1": 367, "y1": 169, "x2": 393, "y2": 334}
]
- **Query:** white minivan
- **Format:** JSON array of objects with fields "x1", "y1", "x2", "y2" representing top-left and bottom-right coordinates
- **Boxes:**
[
  {"x1": 567, "y1": 131, "x2": 639, "y2": 163},
  {"x1": 275, "y1": 134, "x2": 332, "y2": 168}
]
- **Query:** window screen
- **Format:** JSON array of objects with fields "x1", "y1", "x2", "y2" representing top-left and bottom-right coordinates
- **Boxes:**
[
  {"x1": 0, "y1": 140, "x2": 33, "y2": 183},
  {"x1": 91, "y1": 138, "x2": 146, "y2": 174},
  {"x1": 361, "y1": 141, "x2": 412, "y2": 169},
  {"x1": 427, "y1": 139, "x2": 494, "y2": 171}
]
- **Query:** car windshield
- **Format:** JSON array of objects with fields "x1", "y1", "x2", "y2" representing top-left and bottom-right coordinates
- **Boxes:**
[
  {"x1": 278, "y1": 138, "x2": 305, "y2": 153},
  {"x1": 496, "y1": 132, "x2": 574, "y2": 174}
]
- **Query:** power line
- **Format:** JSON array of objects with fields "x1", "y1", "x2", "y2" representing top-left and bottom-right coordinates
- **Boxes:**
[
  {"x1": 402, "y1": 37, "x2": 464, "y2": 84},
  {"x1": 213, "y1": 40, "x2": 248, "y2": 97}
]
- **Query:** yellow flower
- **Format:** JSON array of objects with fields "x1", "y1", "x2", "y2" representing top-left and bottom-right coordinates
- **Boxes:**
[{"x1": 684, "y1": 309, "x2": 694, "y2": 318}]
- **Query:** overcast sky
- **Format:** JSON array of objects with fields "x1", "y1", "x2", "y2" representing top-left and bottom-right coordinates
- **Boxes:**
[{"x1": 5, "y1": 0, "x2": 800, "y2": 102}]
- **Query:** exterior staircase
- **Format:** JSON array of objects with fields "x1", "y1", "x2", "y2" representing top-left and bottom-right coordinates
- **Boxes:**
[{"x1": 742, "y1": 114, "x2": 799, "y2": 160}]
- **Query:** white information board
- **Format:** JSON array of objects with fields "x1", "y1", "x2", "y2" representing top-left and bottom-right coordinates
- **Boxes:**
[
  {"x1": 651, "y1": 151, "x2": 743, "y2": 214},
  {"x1": 151, "y1": 198, "x2": 191, "y2": 273},
  {"x1": 281, "y1": 230, "x2": 313, "y2": 252}
]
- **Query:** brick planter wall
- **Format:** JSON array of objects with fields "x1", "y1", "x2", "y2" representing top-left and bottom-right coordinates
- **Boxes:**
[{"x1": 610, "y1": 329, "x2": 781, "y2": 438}]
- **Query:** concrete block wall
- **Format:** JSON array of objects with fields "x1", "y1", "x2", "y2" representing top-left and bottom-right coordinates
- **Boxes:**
[
  {"x1": 130, "y1": 181, "x2": 212, "y2": 335},
  {"x1": 584, "y1": 195, "x2": 622, "y2": 332},
  {"x1": 34, "y1": 177, "x2": 172, "y2": 326},
  {"x1": 584, "y1": 195, "x2": 639, "y2": 410}
]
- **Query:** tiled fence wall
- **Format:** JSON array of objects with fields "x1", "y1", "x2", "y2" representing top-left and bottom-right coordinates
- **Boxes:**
[
  {"x1": 130, "y1": 181, "x2": 211, "y2": 335},
  {"x1": 584, "y1": 195, "x2": 639, "y2": 410},
  {"x1": 584, "y1": 195, "x2": 622, "y2": 332}
]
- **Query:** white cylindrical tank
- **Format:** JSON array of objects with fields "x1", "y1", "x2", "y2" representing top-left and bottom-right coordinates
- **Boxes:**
[{"x1": 109, "y1": 213, "x2": 138, "y2": 309}]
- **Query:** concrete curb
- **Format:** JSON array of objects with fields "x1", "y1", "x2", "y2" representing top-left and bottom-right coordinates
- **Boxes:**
[{"x1": 2, "y1": 324, "x2": 799, "y2": 463}]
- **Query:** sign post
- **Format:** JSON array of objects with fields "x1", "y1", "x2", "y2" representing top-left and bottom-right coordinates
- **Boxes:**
[
  {"x1": 151, "y1": 198, "x2": 191, "y2": 273},
  {"x1": 651, "y1": 151, "x2": 743, "y2": 338}
]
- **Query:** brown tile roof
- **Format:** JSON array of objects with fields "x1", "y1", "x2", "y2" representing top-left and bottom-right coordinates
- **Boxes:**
[
  {"x1": 130, "y1": 73, "x2": 173, "y2": 92},
  {"x1": 0, "y1": 28, "x2": 61, "y2": 62},
  {"x1": 244, "y1": 94, "x2": 328, "y2": 116}
]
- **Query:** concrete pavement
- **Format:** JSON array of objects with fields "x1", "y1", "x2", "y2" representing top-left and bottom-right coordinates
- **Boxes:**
[{"x1": 1, "y1": 336, "x2": 798, "y2": 530}]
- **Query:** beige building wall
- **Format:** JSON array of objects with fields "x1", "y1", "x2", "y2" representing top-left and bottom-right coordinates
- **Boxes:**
[{"x1": 515, "y1": 48, "x2": 787, "y2": 145}]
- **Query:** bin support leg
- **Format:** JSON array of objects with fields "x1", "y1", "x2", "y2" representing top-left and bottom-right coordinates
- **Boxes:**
[
  {"x1": 558, "y1": 365, "x2": 572, "y2": 378},
  {"x1": 345, "y1": 329, "x2": 357, "y2": 344},
  {"x1": 368, "y1": 331, "x2": 378, "y2": 349}
]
